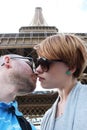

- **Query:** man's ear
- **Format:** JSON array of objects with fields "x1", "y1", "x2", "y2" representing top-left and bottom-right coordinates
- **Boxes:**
[{"x1": 3, "y1": 56, "x2": 11, "y2": 68}]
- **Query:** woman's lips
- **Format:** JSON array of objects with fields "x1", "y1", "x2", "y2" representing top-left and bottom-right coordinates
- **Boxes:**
[{"x1": 38, "y1": 76, "x2": 45, "y2": 82}]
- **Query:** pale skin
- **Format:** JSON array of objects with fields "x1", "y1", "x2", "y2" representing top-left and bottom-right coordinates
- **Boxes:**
[
  {"x1": 35, "y1": 61, "x2": 77, "y2": 117},
  {"x1": 0, "y1": 55, "x2": 37, "y2": 103}
]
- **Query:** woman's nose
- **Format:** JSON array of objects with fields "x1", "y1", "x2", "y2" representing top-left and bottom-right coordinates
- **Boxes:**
[{"x1": 35, "y1": 65, "x2": 43, "y2": 74}]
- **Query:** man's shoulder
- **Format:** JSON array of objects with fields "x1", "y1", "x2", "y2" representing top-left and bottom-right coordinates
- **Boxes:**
[
  {"x1": 30, "y1": 123, "x2": 37, "y2": 130},
  {"x1": 16, "y1": 115, "x2": 36, "y2": 130}
]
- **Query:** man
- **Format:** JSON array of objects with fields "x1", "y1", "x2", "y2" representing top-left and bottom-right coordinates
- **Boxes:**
[{"x1": 0, "y1": 54, "x2": 37, "y2": 130}]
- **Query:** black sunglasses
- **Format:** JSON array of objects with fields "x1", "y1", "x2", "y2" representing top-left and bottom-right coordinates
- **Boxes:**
[
  {"x1": 1, "y1": 56, "x2": 35, "y2": 72},
  {"x1": 10, "y1": 56, "x2": 35, "y2": 72},
  {"x1": 35, "y1": 57, "x2": 63, "y2": 72}
]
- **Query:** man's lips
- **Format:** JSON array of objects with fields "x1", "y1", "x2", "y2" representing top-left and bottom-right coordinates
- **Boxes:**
[{"x1": 32, "y1": 74, "x2": 37, "y2": 82}]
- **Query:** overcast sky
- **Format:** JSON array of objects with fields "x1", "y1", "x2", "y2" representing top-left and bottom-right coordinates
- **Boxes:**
[{"x1": 0, "y1": 0, "x2": 87, "y2": 33}]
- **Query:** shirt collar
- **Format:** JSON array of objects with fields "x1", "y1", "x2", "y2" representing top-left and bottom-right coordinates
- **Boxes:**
[{"x1": 0, "y1": 100, "x2": 23, "y2": 116}]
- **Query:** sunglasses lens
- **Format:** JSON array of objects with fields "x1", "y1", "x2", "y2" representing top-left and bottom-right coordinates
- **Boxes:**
[
  {"x1": 10, "y1": 56, "x2": 35, "y2": 72},
  {"x1": 36, "y1": 58, "x2": 49, "y2": 72},
  {"x1": 25, "y1": 58, "x2": 35, "y2": 72}
]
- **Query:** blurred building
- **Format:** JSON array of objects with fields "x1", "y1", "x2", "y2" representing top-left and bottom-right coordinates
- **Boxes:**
[
  {"x1": 0, "y1": 7, "x2": 86, "y2": 58},
  {"x1": 0, "y1": 7, "x2": 58, "y2": 58}
]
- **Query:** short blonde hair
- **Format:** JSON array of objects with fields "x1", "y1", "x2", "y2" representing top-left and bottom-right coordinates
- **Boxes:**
[{"x1": 34, "y1": 34, "x2": 87, "y2": 78}]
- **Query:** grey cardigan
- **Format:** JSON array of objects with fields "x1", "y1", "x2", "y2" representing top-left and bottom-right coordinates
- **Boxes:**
[{"x1": 41, "y1": 82, "x2": 87, "y2": 130}]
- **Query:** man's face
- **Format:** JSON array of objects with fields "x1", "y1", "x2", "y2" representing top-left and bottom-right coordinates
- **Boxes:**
[{"x1": 8, "y1": 56, "x2": 37, "y2": 95}]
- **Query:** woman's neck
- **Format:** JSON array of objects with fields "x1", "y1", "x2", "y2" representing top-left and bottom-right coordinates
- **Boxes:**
[
  {"x1": 56, "y1": 79, "x2": 77, "y2": 117},
  {"x1": 58, "y1": 78, "x2": 77, "y2": 102}
]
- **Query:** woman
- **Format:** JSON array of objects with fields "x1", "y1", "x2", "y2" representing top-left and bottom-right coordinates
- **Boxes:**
[{"x1": 34, "y1": 34, "x2": 87, "y2": 130}]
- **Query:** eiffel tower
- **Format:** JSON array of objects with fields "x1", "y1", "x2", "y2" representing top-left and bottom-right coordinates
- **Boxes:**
[
  {"x1": 0, "y1": 7, "x2": 87, "y2": 76},
  {"x1": 0, "y1": 7, "x2": 58, "y2": 57}
]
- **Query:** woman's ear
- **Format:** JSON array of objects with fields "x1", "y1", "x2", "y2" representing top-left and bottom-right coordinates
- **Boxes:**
[
  {"x1": 3, "y1": 55, "x2": 11, "y2": 68},
  {"x1": 66, "y1": 67, "x2": 76, "y2": 75},
  {"x1": 71, "y1": 67, "x2": 76, "y2": 74}
]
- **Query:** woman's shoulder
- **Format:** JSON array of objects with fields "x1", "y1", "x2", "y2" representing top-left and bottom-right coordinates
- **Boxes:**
[
  {"x1": 79, "y1": 82, "x2": 87, "y2": 92},
  {"x1": 78, "y1": 82, "x2": 87, "y2": 99},
  {"x1": 76, "y1": 81, "x2": 87, "y2": 91}
]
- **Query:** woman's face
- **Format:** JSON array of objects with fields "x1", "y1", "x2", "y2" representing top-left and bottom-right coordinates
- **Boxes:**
[{"x1": 35, "y1": 58, "x2": 69, "y2": 90}]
